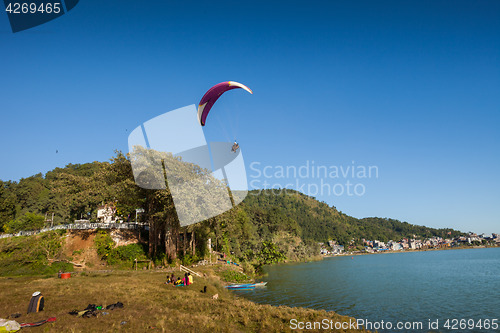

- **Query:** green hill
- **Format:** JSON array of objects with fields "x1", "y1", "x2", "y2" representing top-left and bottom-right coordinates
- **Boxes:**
[{"x1": 242, "y1": 189, "x2": 464, "y2": 245}]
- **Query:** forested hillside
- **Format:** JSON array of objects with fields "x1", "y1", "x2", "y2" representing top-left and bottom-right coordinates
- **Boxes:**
[
  {"x1": 242, "y1": 190, "x2": 464, "y2": 244},
  {"x1": 0, "y1": 152, "x2": 465, "y2": 267}
]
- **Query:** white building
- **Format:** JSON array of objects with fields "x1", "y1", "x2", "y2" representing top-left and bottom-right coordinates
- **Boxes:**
[{"x1": 97, "y1": 204, "x2": 117, "y2": 223}]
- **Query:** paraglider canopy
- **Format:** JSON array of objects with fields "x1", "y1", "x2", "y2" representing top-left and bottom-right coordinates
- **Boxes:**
[{"x1": 197, "y1": 81, "x2": 252, "y2": 126}]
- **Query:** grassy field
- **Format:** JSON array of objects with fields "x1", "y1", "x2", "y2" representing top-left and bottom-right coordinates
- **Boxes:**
[{"x1": 0, "y1": 268, "x2": 369, "y2": 332}]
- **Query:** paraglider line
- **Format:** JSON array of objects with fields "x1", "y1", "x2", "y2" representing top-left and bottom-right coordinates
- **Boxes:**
[{"x1": 214, "y1": 116, "x2": 232, "y2": 143}]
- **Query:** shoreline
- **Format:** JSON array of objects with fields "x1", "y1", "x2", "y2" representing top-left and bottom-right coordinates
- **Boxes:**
[
  {"x1": 330, "y1": 244, "x2": 497, "y2": 257},
  {"x1": 246, "y1": 245, "x2": 499, "y2": 277}
]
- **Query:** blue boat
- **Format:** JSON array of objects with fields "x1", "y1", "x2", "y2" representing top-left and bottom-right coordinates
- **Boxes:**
[
  {"x1": 225, "y1": 282, "x2": 267, "y2": 290},
  {"x1": 225, "y1": 283, "x2": 255, "y2": 290}
]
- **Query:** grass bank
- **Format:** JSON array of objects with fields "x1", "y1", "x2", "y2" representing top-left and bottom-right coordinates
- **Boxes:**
[{"x1": 0, "y1": 268, "x2": 368, "y2": 332}]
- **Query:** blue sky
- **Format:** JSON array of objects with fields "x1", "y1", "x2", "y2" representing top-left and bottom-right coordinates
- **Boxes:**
[{"x1": 1, "y1": 0, "x2": 499, "y2": 234}]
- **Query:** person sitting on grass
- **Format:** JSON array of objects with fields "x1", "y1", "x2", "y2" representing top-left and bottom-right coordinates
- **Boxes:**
[
  {"x1": 188, "y1": 272, "x2": 193, "y2": 285},
  {"x1": 174, "y1": 277, "x2": 183, "y2": 286},
  {"x1": 183, "y1": 273, "x2": 190, "y2": 286}
]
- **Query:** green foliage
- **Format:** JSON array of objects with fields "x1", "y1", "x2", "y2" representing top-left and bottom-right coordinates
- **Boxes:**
[
  {"x1": 0, "y1": 180, "x2": 16, "y2": 230},
  {"x1": 0, "y1": 231, "x2": 68, "y2": 276},
  {"x1": 180, "y1": 253, "x2": 200, "y2": 266},
  {"x1": 107, "y1": 243, "x2": 148, "y2": 265},
  {"x1": 152, "y1": 252, "x2": 167, "y2": 267},
  {"x1": 240, "y1": 261, "x2": 256, "y2": 276},
  {"x1": 219, "y1": 270, "x2": 251, "y2": 283},
  {"x1": 35, "y1": 261, "x2": 74, "y2": 276},
  {"x1": 3, "y1": 212, "x2": 45, "y2": 233},
  {"x1": 257, "y1": 242, "x2": 287, "y2": 266},
  {"x1": 0, "y1": 152, "x2": 147, "y2": 227},
  {"x1": 94, "y1": 230, "x2": 148, "y2": 265},
  {"x1": 242, "y1": 189, "x2": 466, "y2": 247},
  {"x1": 38, "y1": 231, "x2": 64, "y2": 259},
  {"x1": 94, "y1": 230, "x2": 115, "y2": 259}
]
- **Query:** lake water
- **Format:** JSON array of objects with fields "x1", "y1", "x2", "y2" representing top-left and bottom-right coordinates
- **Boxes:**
[{"x1": 233, "y1": 248, "x2": 500, "y2": 332}]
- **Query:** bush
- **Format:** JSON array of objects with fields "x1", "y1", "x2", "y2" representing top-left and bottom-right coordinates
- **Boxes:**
[
  {"x1": 94, "y1": 230, "x2": 148, "y2": 266},
  {"x1": 38, "y1": 231, "x2": 63, "y2": 259},
  {"x1": 94, "y1": 230, "x2": 115, "y2": 259},
  {"x1": 241, "y1": 261, "x2": 255, "y2": 276},
  {"x1": 38, "y1": 261, "x2": 73, "y2": 275},
  {"x1": 180, "y1": 253, "x2": 199, "y2": 266},
  {"x1": 256, "y1": 242, "x2": 286, "y2": 267},
  {"x1": 107, "y1": 243, "x2": 148, "y2": 265},
  {"x1": 152, "y1": 252, "x2": 167, "y2": 267},
  {"x1": 220, "y1": 270, "x2": 250, "y2": 283}
]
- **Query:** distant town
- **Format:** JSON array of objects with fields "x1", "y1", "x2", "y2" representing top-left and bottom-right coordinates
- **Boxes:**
[{"x1": 320, "y1": 233, "x2": 500, "y2": 255}]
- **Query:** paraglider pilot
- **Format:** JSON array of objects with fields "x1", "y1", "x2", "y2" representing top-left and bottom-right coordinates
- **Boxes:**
[{"x1": 231, "y1": 141, "x2": 239, "y2": 153}]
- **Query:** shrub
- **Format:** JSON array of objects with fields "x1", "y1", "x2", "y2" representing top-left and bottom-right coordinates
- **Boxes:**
[
  {"x1": 107, "y1": 243, "x2": 148, "y2": 265},
  {"x1": 40, "y1": 261, "x2": 73, "y2": 275},
  {"x1": 152, "y1": 252, "x2": 167, "y2": 267},
  {"x1": 94, "y1": 230, "x2": 149, "y2": 266},
  {"x1": 180, "y1": 253, "x2": 199, "y2": 266},
  {"x1": 94, "y1": 230, "x2": 115, "y2": 259},
  {"x1": 241, "y1": 261, "x2": 255, "y2": 276},
  {"x1": 257, "y1": 242, "x2": 286, "y2": 267},
  {"x1": 220, "y1": 270, "x2": 250, "y2": 283}
]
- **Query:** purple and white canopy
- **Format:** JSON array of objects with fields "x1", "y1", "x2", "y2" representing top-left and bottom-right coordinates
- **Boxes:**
[{"x1": 197, "y1": 81, "x2": 253, "y2": 126}]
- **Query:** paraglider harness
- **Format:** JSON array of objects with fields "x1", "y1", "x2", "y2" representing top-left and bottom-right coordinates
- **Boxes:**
[
  {"x1": 231, "y1": 142, "x2": 240, "y2": 153},
  {"x1": 27, "y1": 292, "x2": 44, "y2": 314}
]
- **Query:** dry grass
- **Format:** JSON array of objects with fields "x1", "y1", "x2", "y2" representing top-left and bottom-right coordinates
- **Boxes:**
[{"x1": 0, "y1": 270, "x2": 369, "y2": 332}]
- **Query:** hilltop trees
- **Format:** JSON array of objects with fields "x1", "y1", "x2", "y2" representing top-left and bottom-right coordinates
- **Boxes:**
[
  {"x1": 0, "y1": 180, "x2": 16, "y2": 231},
  {"x1": 0, "y1": 153, "x2": 147, "y2": 228}
]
